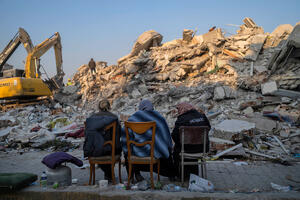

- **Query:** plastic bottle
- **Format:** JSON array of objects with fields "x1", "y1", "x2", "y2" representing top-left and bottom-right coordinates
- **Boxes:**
[{"x1": 40, "y1": 171, "x2": 47, "y2": 189}]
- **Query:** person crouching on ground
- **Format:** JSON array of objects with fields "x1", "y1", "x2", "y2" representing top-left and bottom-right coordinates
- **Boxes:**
[
  {"x1": 171, "y1": 102, "x2": 211, "y2": 179},
  {"x1": 121, "y1": 99, "x2": 176, "y2": 183},
  {"x1": 83, "y1": 99, "x2": 121, "y2": 182}
]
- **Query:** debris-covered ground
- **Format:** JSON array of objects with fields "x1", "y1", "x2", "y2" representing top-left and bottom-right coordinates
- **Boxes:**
[{"x1": 0, "y1": 18, "x2": 300, "y2": 194}]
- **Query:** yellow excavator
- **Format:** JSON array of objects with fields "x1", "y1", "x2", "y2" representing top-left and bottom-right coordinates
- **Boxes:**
[{"x1": 0, "y1": 28, "x2": 65, "y2": 106}]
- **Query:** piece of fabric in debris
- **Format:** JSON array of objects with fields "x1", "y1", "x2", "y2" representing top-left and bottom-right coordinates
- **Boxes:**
[
  {"x1": 263, "y1": 111, "x2": 296, "y2": 125},
  {"x1": 176, "y1": 102, "x2": 196, "y2": 116},
  {"x1": 65, "y1": 127, "x2": 85, "y2": 138},
  {"x1": 42, "y1": 152, "x2": 83, "y2": 169},
  {"x1": 121, "y1": 110, "x2": 172, "y2": 159},
  {"x1": 138, "y1": 99, "x2": 154, "y2": 111}
]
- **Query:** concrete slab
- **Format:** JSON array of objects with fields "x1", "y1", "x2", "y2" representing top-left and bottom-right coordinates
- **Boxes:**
[{"x1": 213, "y1": 119, "x2": 255, "y2": 140}]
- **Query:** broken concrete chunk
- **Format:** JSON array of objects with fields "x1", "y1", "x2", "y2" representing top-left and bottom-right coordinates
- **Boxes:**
[
  {"x1": 118, "y1": 30, "x2": 163, "y2": 64},
  {"x1": 125, "y1": 64, "x2": 139, "y2": 74},
  {"x1": 270, "y1": 24, "x2": 293, "y2": 38},
  {"x1": 138, "y1": 84, "x2": 148, "y2": 96},
  {"x1": 0, "y1": 127, "x2": 12, "y2": 139},
  {"x1": 131, "y1": 89, "x2": 141, "y2": 99},
  {"x1": 261, "y1": 81, "x2": 278, "y2": 95},
  {"x1": 182, "y1": 29, "x2": 194, "y2": 42},
  {"x1": 202, "y1": 28, "x2": 224, "y2": 44},
  {"x1": 213, "y1": 86, "x2": 225, "y2": 101},
  {"x1": 243, "y1": 117, "x2": 277, "y2": 132},
  {"x1": 254, "y1": 65, "x2": 268, "y2": 74},
  {"x1": 62, "y1": 85, "x2": 78, "y2": 95},
  {"x1": 269, "y1": 24, "x2": 300, "y2": 74},
  {"x1": 245, "y1": 34, "x2": 267, "y2": 61},
  {"x1": 242, "y1": 107, "x2": 254, "y2": 116},
  {"x1": 213, "y1": 119, "x2": 255, "y2": 141},
  {"x1": 223, "y1": 86, "x2": 237, "y2": 99}
]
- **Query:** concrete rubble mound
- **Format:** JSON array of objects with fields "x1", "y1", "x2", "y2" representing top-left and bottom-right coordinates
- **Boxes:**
[{"x1": 1, "y1": 18, "x2": 300, "y2": 163}]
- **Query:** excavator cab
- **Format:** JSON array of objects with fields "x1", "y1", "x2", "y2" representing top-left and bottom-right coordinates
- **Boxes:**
[{"x1": 0, "y1": 28, "x2": 65, "y2": 102}]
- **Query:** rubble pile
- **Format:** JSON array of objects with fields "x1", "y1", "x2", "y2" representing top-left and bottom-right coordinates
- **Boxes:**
[
  {"x1": 0, "y1": 104, "x2": 91, "y2": 152},
  {"x1": 1, "y1": 18, "x2": 300, "y2": 162}
]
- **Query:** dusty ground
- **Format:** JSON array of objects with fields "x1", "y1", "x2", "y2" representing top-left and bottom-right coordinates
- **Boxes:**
[{"x1": 1, "y1": 149, "x2": 300, "y2": 193}]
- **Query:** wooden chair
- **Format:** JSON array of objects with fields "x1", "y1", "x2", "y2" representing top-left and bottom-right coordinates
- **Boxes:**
[
  {"x1": 124, "y1": 121, "x2": 160, "y2": 189},
  {"x1": 88, "y1": 121, "x2": 122, "y2": 185},
  {"x1": 179, "y1": 126, "x2": 210, "y2": 185}
]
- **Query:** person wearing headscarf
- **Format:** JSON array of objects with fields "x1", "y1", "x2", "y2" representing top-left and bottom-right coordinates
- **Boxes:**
[
  {"x1": 171, "y1": 102, "x2": 211, "y2": 179},
  {"x1": 121, "y1": 99, "x2": 176, "y2": 182},
  {"x1": 83, "y1": 99, "x2": 121, "y2": 182}
]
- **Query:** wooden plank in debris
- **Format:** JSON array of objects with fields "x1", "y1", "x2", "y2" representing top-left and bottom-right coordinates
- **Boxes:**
[
  {"x1": 211, "y1": 143, "x2": 243, "y2": 160},
  {"x1": 245, "y1": 148, "x2": 276, "y2": 159},
  {"x1": 223, "y1": 49, "x2": 243, "y2": 61},
  {"x1": 273, "y1": 136, "x2": 289, "y2": 155}
]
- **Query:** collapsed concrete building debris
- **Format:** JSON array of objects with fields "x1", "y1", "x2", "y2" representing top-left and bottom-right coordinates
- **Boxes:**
[{"x1": 1, "y1": 18, "x2": 300, "y2": 163}]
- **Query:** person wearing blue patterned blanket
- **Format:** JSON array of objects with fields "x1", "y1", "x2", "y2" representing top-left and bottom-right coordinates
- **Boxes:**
[{"x1": 121, "y1": 99, "x2": 176, "y2": 182}]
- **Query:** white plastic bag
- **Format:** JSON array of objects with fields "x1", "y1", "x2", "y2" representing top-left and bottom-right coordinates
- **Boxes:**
[{"x1": 188, "y1": 174, "x2": 214, "y2": 192}]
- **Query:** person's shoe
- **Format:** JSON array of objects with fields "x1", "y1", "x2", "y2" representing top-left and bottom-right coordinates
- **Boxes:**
[{"x1": 134, "y1": 172, "x2": 144, "y2": 183}]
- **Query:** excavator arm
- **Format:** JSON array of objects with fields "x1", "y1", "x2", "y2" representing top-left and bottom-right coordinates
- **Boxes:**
[
  {"x1": 0, "y1": 28, "x2": 33, "y2": 71},
  {"x1": 25, "y1": 32, "x2": 64, "y2": 86}
]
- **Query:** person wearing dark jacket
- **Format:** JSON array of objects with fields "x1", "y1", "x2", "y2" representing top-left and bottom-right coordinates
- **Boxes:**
[
  {"x1": 83, "y1": 99, "x2": 121, "y2": 181},
  {"x1": 88, "y1": 58, "x2": 96, "y2": 75},
  {"x1": 171, "y1": 102, "x2": 211, "y2": 179}
]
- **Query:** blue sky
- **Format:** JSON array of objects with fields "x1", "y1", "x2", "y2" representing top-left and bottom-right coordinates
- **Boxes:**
[{"x1": 0, "y1": 0, "x2": 299, "y2": 81}]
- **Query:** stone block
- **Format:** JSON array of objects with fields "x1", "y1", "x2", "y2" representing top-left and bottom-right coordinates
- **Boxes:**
[
  {"x1": 261, "y1": 81, "x2": 277, "y2": 95},
  {"x1": 213, "y1": 86, "x2": 225, "y2": 101}
]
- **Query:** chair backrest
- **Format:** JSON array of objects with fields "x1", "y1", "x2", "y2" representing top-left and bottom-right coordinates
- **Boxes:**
[
  {"x1": 124, "y1": 121, "x2": 156, "y2": 159},
  {"x1": 103, "y1": 121, "x2": 117, "y2": 157},
  {"x1": 179, "y1": 126, "x2": 209, "y2": 153}
]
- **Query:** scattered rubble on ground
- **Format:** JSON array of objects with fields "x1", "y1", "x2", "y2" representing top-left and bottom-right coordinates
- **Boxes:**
[{"x1": 1, "y1": 18, "x2": 300, "y2": 163}]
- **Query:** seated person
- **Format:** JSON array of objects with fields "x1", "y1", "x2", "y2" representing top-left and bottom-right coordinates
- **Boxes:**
[
  {"x1": 171, "y1": 102, "x2": 211, "y2": 179},
  {"x1": 83, "y1": 99, "x2": 121, "y2": 181},
  {"x1": 121, "y1": 99, "x2": 176, "y2": 182}
]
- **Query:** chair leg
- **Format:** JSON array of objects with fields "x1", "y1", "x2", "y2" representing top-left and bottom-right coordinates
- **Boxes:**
[
  {"x1": 127, "y1": 163, "x2": 132, "y2": 189},
  {"x1": 181, "y1": 162, "x2": 184, "y2": 186},
  {"x1": 89, "y1": 162, "x2": 92, "y2": 185},
  {"x1": 111, "y1": 162, "x2": 116, "y2": 185},
  {"x1": 203, "y1": 160, "x2": 207, "y2": 179},
  {"x1": 119, "y1": 160, "x2": 122, "y2": 183},
  {"x1": 92, "y1": 164, "x2": 96, "y2": 185},
  {"x1": 157, "y1": 160, "x2": 160, "y2": 182},
  {"x1": 201, "y1": 161, "x2": 204, "y2": 178},
  {"x1": 150, "y1": 163, "x2": 154, "y2": 190}
]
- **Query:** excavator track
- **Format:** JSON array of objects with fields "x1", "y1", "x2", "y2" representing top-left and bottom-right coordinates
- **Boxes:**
[{"x1": 0, "y1": 96, "x2": 51, "y2": 111}]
